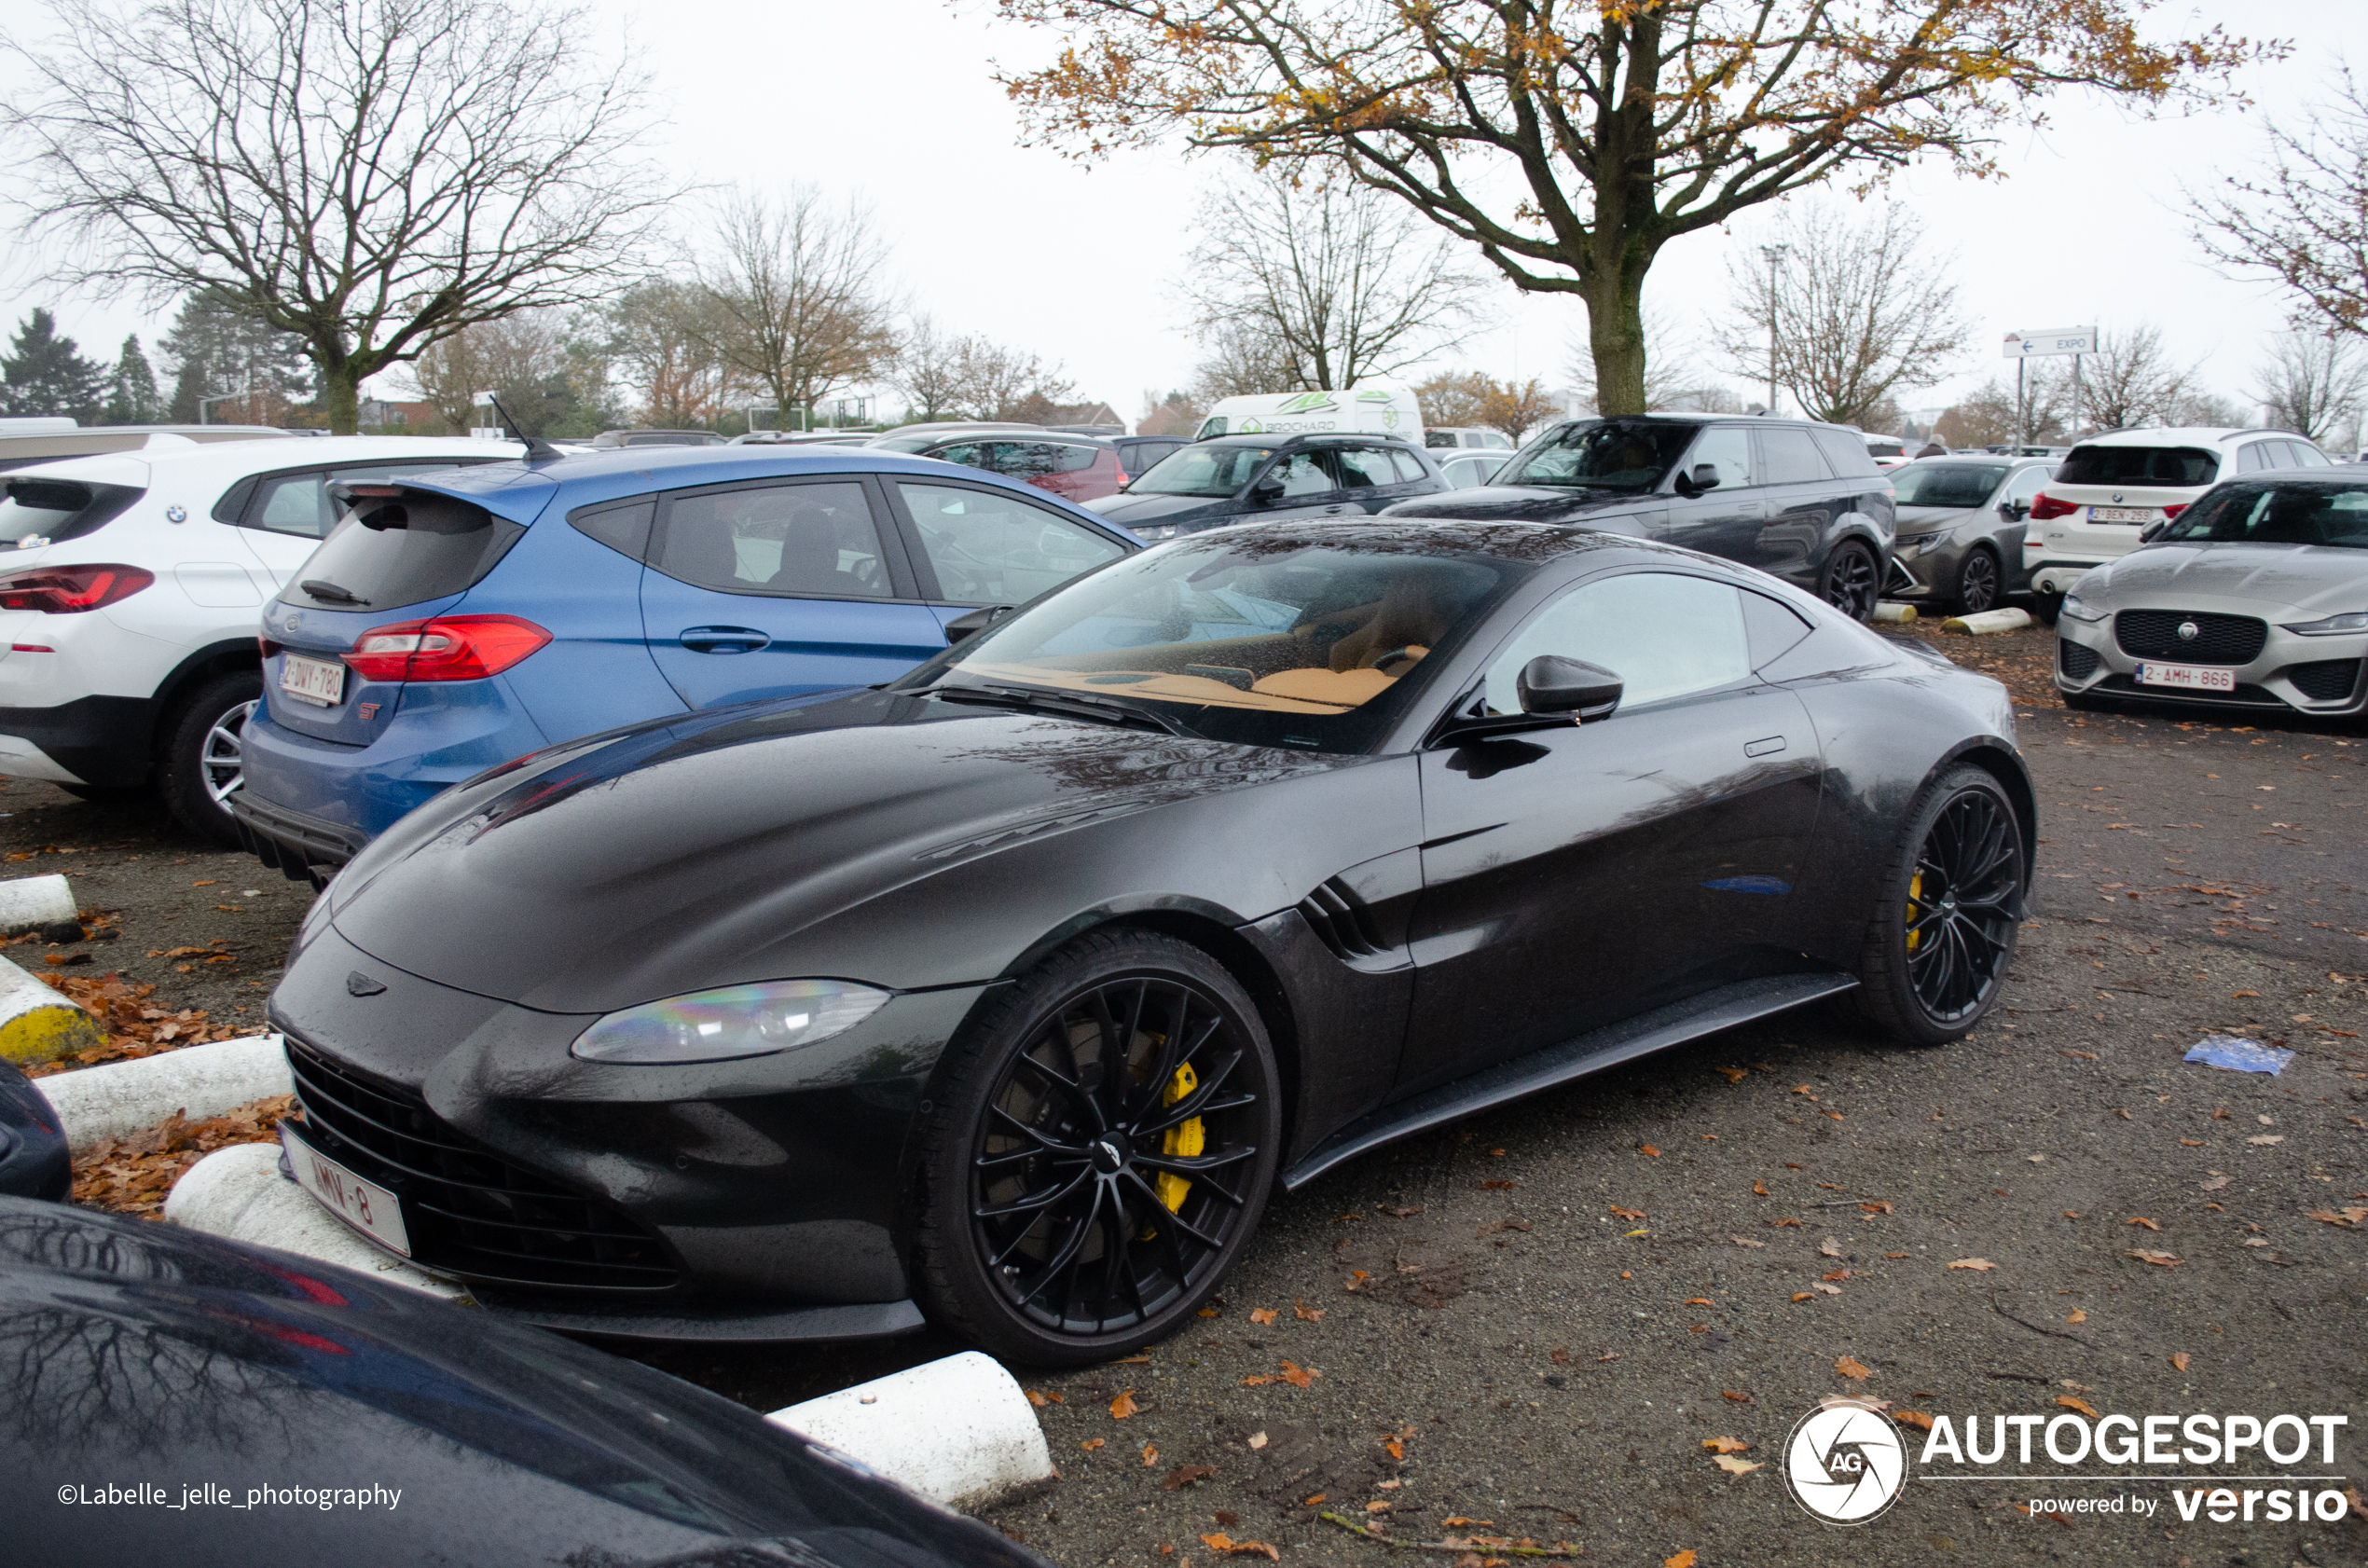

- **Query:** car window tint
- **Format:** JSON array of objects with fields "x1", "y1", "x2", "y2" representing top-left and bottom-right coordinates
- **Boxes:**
[
  {"x1": 1687, "y1": 427, "x2": 1755, "y2": 488},
  {"x1": 990, "y1": 442, "x2": 1090, "y2": 479},
  {"x1": 2058, "y1": 445, "x2": 2219, "y2": 486},
  {"x1": 933, "y1": 442, "x2": 992, "y2": 470},
  {"x1": 1056, "y1": 444, "x2": 1103, "y2": 475},
  {"x1": 2006, "y1": 465, "x2": 2054, "y2": 503},
  {"x1": 246, "y1": 462, "x2": 474, "y2": 539},
  {"x1": 897, "y1": 481, "x2": 1125, "y2": 603},
  {"x1": 654, "y1": 481, "x2": 892, "y2": 598},
  {"x1": 569, "y1": 497, "x2": 654, "y2": 560},
  {"x1": 2291, "y1": 443, "x2": 2332, "y2": 467},
  {"x1": 1759, "y1": 428, "x2": 1829, "y2": 485},
  {"x1": 2160, "y1": 481, "x2": 2368, "y2": 548},
  {"x1": 1389, "y1": 449, "x2": 1429, "y2": 484},
  {"x1": 1335, "y1": 447, "x2": 1399, "y2": 489},
  {"x1": 1271, "y1": 451, "x2": 1334, "y2": 496},
  {"x1": 1809, "y1": 427, "x2": 1882, "y2": 477},
  {"x1": 1483, "y1": 572, "x2": 1752, "y2": 714}
]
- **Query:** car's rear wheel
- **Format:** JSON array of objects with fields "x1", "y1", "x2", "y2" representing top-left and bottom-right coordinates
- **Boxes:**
[
  {"x1": 912, "y1": 928, "x2": 1280, "y2": 1366},
  {"x1": 1852, "y1": 764, "x2": 2024, "y2": 1046},
  {"x1": 158, "y1": 672, "x2": 261, "y2": 845},
  {"x1": 1820, "y1": 541, "x2": 1879, "y2": 622},
  {"x1": 1952, "y1": 546, "x2": 2002, "y2": 614}
]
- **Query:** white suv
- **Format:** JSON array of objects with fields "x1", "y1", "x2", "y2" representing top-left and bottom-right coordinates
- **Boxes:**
[
  {"x1": 0, "y1": 434, "x2": 522, "y2": 841},
  {"x1": 2022, "y1": 427, "x2": 2333, "y2": 612}
]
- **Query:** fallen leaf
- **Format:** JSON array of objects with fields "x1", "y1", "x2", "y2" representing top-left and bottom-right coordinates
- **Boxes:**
[
  {"x1": 2305, "y1": 1207, "x2": 2368, "y2": 1226},
  {"x1": 1609, "y1": 1205, "x2": 1645, "y2": 1220},
  {"x1": 1249, "y1": 1308, "x2": 1278, "y2": 1326},
  {"x1": 1381, "y1": 1204, "x2": 1422, "y2": 1218},
  {"x1": 1278, "y1": 1361, "x2": 1318, "y2": 1388},
  {"x1": 1823, "y1": 1268, "x2": 1852, "y2": 1282},
  {"x1": 1665, "y1": 1552, "x2": 1698, "y2": 1568},
  {"x1": 1596, "y1": 1353, "x2": 1621, "y2": 1363},
  {"x1": 2058, "y1": 1049, "x2": 2098, "y2": 1061},
  {"x1": 1684, "y1": 1297, "x2": 1714, "y2": 1306},
  {"x1": 1081, "y1": 1438, "x2": 1106, "y2": 1451},
  {"x1": 1026, "y1": 1390, "x2": 1053, "y2": 1408},
  {"x1": 1480, "y1": 1178, "x2": 1518, "y2": 1190},
  {"x1": 1116, "y1": 1354, "x2": 1152, "y2": 1364},
  {"x1": 1712, "y1": 1453, "x2": 1761, "y2": 1476},
  {"x1": 1835, "y1": 1355, "x2": 1872, "y2": 1381},
  {"x1": 1200, "y1": 1534, "x2": 1278, "y2": 1561},
  {"x1": 1440, "y1": 1517, "x2": 1494, "y2": 1528},
  {"x1": 1293, "y1": 1299, "x2": 1326, "y2": 1321},
  {"x1": 1947, "y1": 1258, "x2": 1996, "y2": 1272},
  {"x1": 1302, "y1": 1493, "x2": 1327, "y2": 1506},
  {"x1": 1624, "y1": 1228, "x2": 1649, "y2": 1237},
  {"x1": 1384, "y1": 1435, "x2": 1405, "y2": 1460},
  {"x1": 1751, "y1": 1180, "x2": 1769, "y2": 1196},
  {"x1": 1110, "y1": 1390, "x2": 1139, "y2": 1419},
  {"x1": 2126, "y1": 1250, "x2": 2182, "y2": 1267},
  {"x1": 1791, "y1": 1291, "x2": 1813, "y2": 1301},
  {"x1": 1769, "y1": 1217, "x2": 1802, "y2": 1229},
  {"x1": 2248, "y1": 1135, "x2": 2284, "y2": 1146},
  {"x1": 1241, "y1": 1375, "x2": 1272, "y2": 1386},
  {"x1": 2059, "y1": 1380, "x2": 2094, "y2": 1393},
  {"x1": 2057, "y1": 1396, "x2": 2100, "y2": 1419},
  {"x1": 1728, "y1": 1235, "x2": 1767, "y2": 1247},
  {"x1": 1143, "y1": 1443, "x2": 1161, "y2": 1467},
  {"x1": 1893, "y1": 1410, "x2": 1934, "y2": 1431},
  {"x1": 2199, "y1": 1175, "x2": 2230, "y2": 1190},
  {"x1": 1702, "y1": 1437, "x2": 1751, "y2": 1453},
  {"x1": 1885, "y1": 1251, "x2": 1909, "y2": 1259},
  {"x1": 2125, "y1": 1217, "x2": 2160, "y2": 1231},
  {"x1": 1246, "y1": 1431, "x2": 1267, "y2": 1450},
  {"x1": 1549, "y1": 1348, "x2": 1571, "y2": 1364},
  {"x1": 1721, "y1": 1390, "x2": 1752, "y2": 1404},
  {"x1": 2067, "y1": 1309, "x2": 2086, "y2": 1324},
  {"x1": 1818, "y1": 1236, "x2": 1842, "y2": 1258},
  {"x1": 1638, "y1": 1145, "x2": 1660, "y2": 1158},
  {"x1": 1161, "y1": 1465, "x2": 1215, "y2": 1491},
  {"x1": 1715, "y1": 1066, "x2": 1748, "y2": 1082},
  {"x1": 2229, "y1": 989, "x2": 2259, "y2": 998},
  {"x1": 2169, "y1": 1353, "x2": 2192, "y2": 1373},
  {"x1": 1861, "y1": 1201, "x2": 1893, "y2": 1214},
  {"x1": 1791, "y1": 1085, "x2": 1817, "y2": 1097},
  {"x1": 1365, "y1": 1501, "x2": 1391, "y2": 1514}
]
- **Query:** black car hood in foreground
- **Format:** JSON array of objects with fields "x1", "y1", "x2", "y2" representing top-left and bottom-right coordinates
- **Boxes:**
[
  {"x1": 1084, "y1": 488, "x2": 1237, "y2": 527},
  {"x1": 1382, "y1": 486, "x2": 1655, "y2": 526},
  {"x1": 0, "y1": 1198, "x2": 1049, "y2": 1568},
  {"x1": 326, "y1": 689, "x2": 1370, "y2": 1012}
]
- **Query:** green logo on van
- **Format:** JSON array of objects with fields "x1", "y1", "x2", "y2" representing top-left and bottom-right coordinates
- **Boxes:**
[
  {"x1": 1277, "y1": 392, "x2": 1338, "y2": 415},
  {"x1": 1356, "y1": 390, "x2": 1393, "y2": 403}
]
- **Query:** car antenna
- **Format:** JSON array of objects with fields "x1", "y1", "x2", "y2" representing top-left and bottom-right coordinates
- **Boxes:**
[{"x1": 489, "y1": 395, "x2": 566, "y2": 464}]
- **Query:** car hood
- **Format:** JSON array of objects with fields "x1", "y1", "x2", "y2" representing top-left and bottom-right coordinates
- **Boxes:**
[
  {"x1": 326, "y1": 688, "x2": 1357, "y2": 1011},
  {"x1": 1082, "y1": 489, "x2": 1236, "y2": 524},
  {"x1": 2084, "y1": 542, "x2": 2368, "y2": 616},
  {"x1": 1380, "y1": 487, "x2": 1654, "y2": 526}
]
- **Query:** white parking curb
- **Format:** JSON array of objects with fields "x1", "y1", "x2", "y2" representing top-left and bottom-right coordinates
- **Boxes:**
[
  {"x1": 0, "y1": 951, "x2": 104, "y2": 1067},
  {"x1": 164, "y1": 1141, "x2": 469, "y2": 1300},
  {"x1": 39, "y1": 1032, "x2": 292, "y2": 1151},
  {"x1": 768, "y1": 1351, "x2": 1056, "y2": 1513},
  {"x1": 0, "y1": 873, "x2": 79, "y2": 933},
  {"x1": 1872, "y1": 601, "x2": 1918, "y2": 624},
  {"x1": 1942, "y1": 607, "x2": 2035, "y2": 635}
]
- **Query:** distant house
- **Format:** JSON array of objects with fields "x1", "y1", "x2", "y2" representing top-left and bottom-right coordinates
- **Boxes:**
[
  {"x1": 1042, "y1": 401, "x2": 1126, "y2": 433},
  {"x1": 358, "y1": 398, "x2": 438, "y2": 431}
]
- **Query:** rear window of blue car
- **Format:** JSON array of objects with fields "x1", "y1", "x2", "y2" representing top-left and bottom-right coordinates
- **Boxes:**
[{"x1": 278, "y1": 489, "x2": 524, "y2": 612}]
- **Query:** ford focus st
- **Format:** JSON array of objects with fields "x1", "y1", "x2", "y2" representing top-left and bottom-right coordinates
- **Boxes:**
[{"x1": 268, "y1": 520, "x2": 2034, "y2": 1364}]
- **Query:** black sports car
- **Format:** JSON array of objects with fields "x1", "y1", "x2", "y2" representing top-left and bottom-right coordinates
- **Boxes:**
[
  {"x1": 269, "y1": 520, "x2": 2033, "y2": 1364},
  {"x1": 0, "y1": 1197, "x2": 1051, "y2": 1568}
]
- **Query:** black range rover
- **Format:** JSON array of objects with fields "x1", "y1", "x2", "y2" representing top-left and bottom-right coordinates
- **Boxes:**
[{"x1": 1383, "y1": 416, "x2": 1898, "y2": 620}]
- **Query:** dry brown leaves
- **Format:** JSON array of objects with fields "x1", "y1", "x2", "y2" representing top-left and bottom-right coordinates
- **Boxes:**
[
  {"x1": 2126, "y1": 1249, "x2": 2182, "y2": 1267},
  {"x1": 1293, "y1": 1299, "x2": 1325, "y2": 1321},
  {"x1": 1702, "y1": 1437, "x2": 1751, "y2": 1454},
  {"x1": 1608, "y1": 1205, "x2": 1645, "y2": 1220},
  {"x1": 71, "y1": 1095, "x2": 295, "y2": 1216},
  {"x1": 2057, "y1": 1396, "x2": 2100, "y2": 1419},
  {"x1": 1160, "y1": 1464, "x2": 1212, "y2": 1490},
  {"x1": 1249, "y1": 1307, "x2": 1279, "y2": 1325},
  {"x1": 1664, "y1": 1551, "x2": 1698, "y2": 1568},
  {"x1": 1199, "y1": 1534, "x2": 1277, "y2": 1560},
  {"x1": 1835, "y1": 1355, "x2": 1872, "y2": 1381},
  {"x1": 1893, "y1": 1410, "x2": 1934, "y2": 1431},
  {"x1": 1947, "y1": 1258, "x2": 1996, "y2": 1271},
  {"x1": 2169, "y1": 1352, "x2": 2193, "y2": 1372},
  {"x1": 23, "y1": 969, "x2": 249, "y2": 1080},
  {"x1": 1108, "y1": 1390, "x2": 1139, "y2": 1419},
  {"x1": 2304, "y1": 1206, "x2": 2367, "y2": 1227}
]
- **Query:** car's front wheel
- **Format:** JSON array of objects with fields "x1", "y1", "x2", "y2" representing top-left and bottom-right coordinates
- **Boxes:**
[
  {"x1": 1852, "y1": 764, "x2": 2024, "y2": 1046},
  {"x1": 912, "y1": 929, "x2": 1281, "y2": 1366},
  {"x1": 158, "y1": 672, "x2": 261, "y2": 845},
  {"x1": 1952, "y1": 546, "x2": 2002, "y2": 614},
  {"x1": 1820, "y1": 541, "x2": 1879, "y2": 622}
]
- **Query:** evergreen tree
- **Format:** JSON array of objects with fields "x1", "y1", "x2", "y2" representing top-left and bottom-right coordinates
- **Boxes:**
[
  {"x1": 103, "y1": 334, "x2": 164, "y2": 424},
  {"x1": 159, "y1": 288, "x2": 314, "y2": 423},
  {"x1": 0, "y1": 308, "x2": 108, "y2": 420}
]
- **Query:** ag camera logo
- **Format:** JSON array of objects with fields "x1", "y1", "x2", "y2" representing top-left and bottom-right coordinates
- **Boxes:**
[{"x1": 1783, "y1": 1398, "x2": 1908, "y2": 1525}]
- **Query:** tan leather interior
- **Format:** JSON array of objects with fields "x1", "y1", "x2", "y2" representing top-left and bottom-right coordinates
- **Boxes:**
[
  {"x1": 1324, "y1": 576, "x2": 1457, "y2": 671},
  {"x1": 1249, "y1": 667, "x2": 1400, "y2": 705}
]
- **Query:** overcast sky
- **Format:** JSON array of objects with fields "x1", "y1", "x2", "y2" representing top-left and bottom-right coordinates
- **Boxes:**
[{"x1": 1, "y1": 0, "x2": 2349, "y2": 428}]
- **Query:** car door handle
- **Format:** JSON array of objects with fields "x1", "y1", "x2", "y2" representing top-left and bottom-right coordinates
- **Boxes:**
[
  {"x1": 1744, "y1": 735, "x2": 1787, "y2": 757},
  {"x1": 679, "y1": 626, "x2": 770, "y2": 654}
]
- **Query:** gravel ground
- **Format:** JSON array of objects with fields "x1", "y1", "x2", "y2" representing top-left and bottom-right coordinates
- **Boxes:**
[{"x1": 16, "y1": 620, "x2": 2365, "y2": 1567}]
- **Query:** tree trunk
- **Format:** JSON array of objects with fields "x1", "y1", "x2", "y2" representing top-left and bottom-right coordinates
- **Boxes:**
[
  {"x1": 1584, "y1": 267, "x2": 1649, "y2": 416},
  {"x1": 322, "y1": 367, "x2": 361, "y2": 434}
]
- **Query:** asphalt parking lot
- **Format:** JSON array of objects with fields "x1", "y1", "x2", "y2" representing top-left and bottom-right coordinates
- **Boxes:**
[{"x1": 15, "y1": 621, "x2": 2365, "y2": 1566}]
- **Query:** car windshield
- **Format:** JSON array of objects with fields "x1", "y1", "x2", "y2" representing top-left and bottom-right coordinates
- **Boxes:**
[
  {"x1": 2057, "y1": 445, "x2": 2219, "y2": 487},
  {"x1": 917, "y1": 532, "x2": 1519, "y2": 752},
  {"x1": 1494, "y1": 420, "x2": 1697, "y2": 492},
  {"x1": 1891, "y1": 463, "x2": 2009, "y2": 508},
  {"x1": 2156, "y1": 481, "x2": 2368, "y2": 548},
  {"x1": 1127, "y1": 444, "x2": 1278, "y2": 498}
]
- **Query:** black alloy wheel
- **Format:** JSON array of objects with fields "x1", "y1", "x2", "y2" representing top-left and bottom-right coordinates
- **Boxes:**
[
  {"x1": 1820, "y1": 542, "x2": 1879, "y2": 622},
  {"x1": 913, "y1": 929, "x2": 1280, "y2": 1365},
  {"x1": 1953, "y1": 546, "x2": 2002, "y2": 614},
  {"x1": 1853, "y1": 765, "x2": 2024, "y2": 1046}
]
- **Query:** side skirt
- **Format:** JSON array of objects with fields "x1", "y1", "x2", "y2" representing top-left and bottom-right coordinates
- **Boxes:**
[{"x1": 1279, "y1": 971, "x2": 1858, "y2": 1191}]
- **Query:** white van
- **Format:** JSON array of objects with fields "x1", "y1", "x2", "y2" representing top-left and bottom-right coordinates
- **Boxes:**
[{"x1": 1194, "y1": 385, "x2": 1424, "y2": 443}]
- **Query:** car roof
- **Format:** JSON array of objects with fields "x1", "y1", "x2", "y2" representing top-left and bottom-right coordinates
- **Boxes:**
[
  {"x1": 2076, "y1": 426, "x2": 2312, "y2": 447},
  {"x1": 12, "y1": 433, "x2": 524, "y2": 488},
  {"x1": 1192, "y1": 431, "x2": 1425, "y2": 449}
]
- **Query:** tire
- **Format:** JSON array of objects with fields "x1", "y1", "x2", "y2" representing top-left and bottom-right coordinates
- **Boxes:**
[
  {"x1": 56, "y1": 783, "x2": 147, "y2": 804},
  {"x1": 1852, "y1": 764, "x2": 2025, "y2": 1047},
  {"x1": 1951, "y1": 546, "x2": 2003, "y2": 615},
  {"x1": 157, "y1": 671, "x2": 262, "y2": 846},
  {"x1": 1819, "y1": 541, "x2": 1879, "y2": 622},
  {"x1": 910, "y1": 928, "x2": 1282, "y2": 1366}
]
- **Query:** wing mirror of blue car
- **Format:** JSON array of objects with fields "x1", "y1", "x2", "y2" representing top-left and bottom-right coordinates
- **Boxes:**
[{"x1": 943, "y1": 604, "x2": 1016, "y2": 645}]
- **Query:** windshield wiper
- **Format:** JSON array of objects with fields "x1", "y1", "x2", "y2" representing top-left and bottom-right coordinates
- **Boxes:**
[
  {"x1": 300, "y1": 578, "x2": 369, "y2": 606},
  {"x1": 917, "y1": 682, "x2": 1194, "y2": 737}
]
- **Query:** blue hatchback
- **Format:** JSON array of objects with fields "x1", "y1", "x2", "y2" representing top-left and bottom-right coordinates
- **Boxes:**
[{"x1": 232, "y1": 446, "x2": 1138, "y2": 879}]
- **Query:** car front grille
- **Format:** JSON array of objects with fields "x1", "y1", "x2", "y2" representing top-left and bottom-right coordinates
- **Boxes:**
[
  {"x1": 2113, "y1": 610, "x2": 2266, "y2": 666},
  {"x1": 2288, "y1": 658, "x2": 2362, "y2": 702},
  {"x1": 284, "y1": 1034, "x2": 679, "y2": 1293},
  {"x1": 2057, "y1": 640, "x2": 2100, "y2": 680}
]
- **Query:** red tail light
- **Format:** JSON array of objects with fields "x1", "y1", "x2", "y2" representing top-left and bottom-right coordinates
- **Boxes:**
[
  {"x1": 0, "y1": 563, "x2": 155, "y2": 612},
  {"x1": 2161, "y1": 502, "x2": 2188, "y2": 520},
  {"x1": 341, "y1": 614, "x2": 551, "y2": 683},
  {"x1": 2028, "y1": 492, "x2": 2079, "y2": 521}
]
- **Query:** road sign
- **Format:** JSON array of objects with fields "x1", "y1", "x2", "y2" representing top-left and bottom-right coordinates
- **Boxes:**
[{"x1": 2003, "y1": 327, "x2": 2097, "y2": 359}]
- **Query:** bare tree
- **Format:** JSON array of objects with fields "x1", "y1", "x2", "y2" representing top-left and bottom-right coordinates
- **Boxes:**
[
  {"x1": 958, "y1": 338, "x2": 1075, "y2": 421},
  {"x1": 2, "y1": 0, "x2": 669, "y2": 433},
  {"x1": 1717, "y1": 203, "x2": 1968, "y2": 428},
  {"x1": 598, "y1": 280, "x2": 737, "y2": 429},
  {"x1": 1564, "y1": 300, "x2": 1719, "y2": 414},
  {"x1": 2251, "y1": 334, "x2": 2368, "y2": 445},
  {"x1": 1187, "y1": 171, "x2": 1487, "y2": 392},
  {"x1": 2079, "y1": 323, "x2": 2196, "y2": 432},
  {"x1": 2194, "y1": 70, "x2": 2368, "y2": 337},
  {"x1": 2168, "y1": 387, "x2": 2247, "y2": 429},
  {"x1": 1192, "y1": 320, "x2": 1300, "y2": 403},
  {"x1": 890, "y1": 315, "x2": 971, "y2": 423},
  {"x1": 1136, "y1": 390, "x2": 1204, "y2": 438},
  {"x1": 698, "y1": 188, "x2": 897, "y2": 427},
  {"x1": 1936, "y1": 366, "x2": 2075, "y2": 448},
  {"x1": 401, "y1": 310, "x2": 573, "y2": 433}
]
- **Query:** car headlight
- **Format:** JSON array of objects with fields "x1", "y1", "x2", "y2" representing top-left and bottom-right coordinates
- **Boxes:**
[
  {"x1": 571, "y1": 979, "x2": 891, "y2": 1065},
  {"x1": 2058, "y1": 593, "x2": 2108, "y2": 623},
  {"x1": 2281, "y1": 612, "x2": 2368, "y2": 636},
  {"x1": 1897, "y1": 531, "x2": 1949, "y2": 557}
]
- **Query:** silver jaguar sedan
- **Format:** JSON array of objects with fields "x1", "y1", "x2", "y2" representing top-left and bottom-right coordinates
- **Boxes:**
[{"x1": 2054, "y1": 465, "x2": 2368, "y2": 720}]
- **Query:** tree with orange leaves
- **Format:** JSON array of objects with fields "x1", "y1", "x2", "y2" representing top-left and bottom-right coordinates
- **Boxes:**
[{"x1": 993, "y1": 1, "x2": 2272, "y2": 415}]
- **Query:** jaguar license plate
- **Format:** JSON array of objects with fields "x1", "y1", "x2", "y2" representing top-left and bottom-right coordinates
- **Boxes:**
[
  {"x1": 2090, "y1": 506, "x2": 2156, "y2": 523},
  {"x1": 2137, "y1": 662, "x2": 2237, "y2": 693},
  {"x1": 282, "y1": 1121, "x2": 411, "y2": 1256},
  {"x1": 278, "y1": 653, "x2": 347, "y2": 708}
]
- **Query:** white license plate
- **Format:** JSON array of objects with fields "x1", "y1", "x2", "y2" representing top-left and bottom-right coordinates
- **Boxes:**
[
  {"x1": 2090, "y1": 506, "x2": 2157, "y2": 523},
  {"x1": 278, "y1": 653, "x2": 347, "y2": 708},
  {"x1": 2137, "y1": 661, "x2": 2237, "y2": 693},
  {"x1": 282, "y1": 1122, "x2": 411, "y2": 1256}
]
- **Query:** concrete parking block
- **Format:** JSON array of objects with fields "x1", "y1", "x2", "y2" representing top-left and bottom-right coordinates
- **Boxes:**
[
  {"x1": 38, "y1": 1031, "x2": 291, "y2": 1149},
  {"x1": 164, "y1": 1141, "x2": 468, "y2": 1300},
  {"x1": 767, "y1": 1351, "x2": 1056, "y2": 1513},
  {"x1": 0, "y1": 951, "x2": 104, "y2": 1066}
]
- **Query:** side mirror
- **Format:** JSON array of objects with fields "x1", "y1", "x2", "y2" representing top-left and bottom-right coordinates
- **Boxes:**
[
  {"x1": 2138, "y1": 520, "x2": 2167, "y2": 544},
  {"x1": 1517, "y1": 655, "x2": 1623, "y2": 722},
  {"x1": 1250, "y1": 474, "x2": 1287, "y2": 504},
  {"x1": 943, "y1": 604, "x2": 1014, "y2": 645},
  {"x1": 2002, "y1": 499, "x2": 2030, "y2": 521},
  {"x1": 1690, "y1": 462, "x2": 1723, "y2": 491}
]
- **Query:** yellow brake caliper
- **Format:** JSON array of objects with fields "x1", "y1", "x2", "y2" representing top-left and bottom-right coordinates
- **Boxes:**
[
  {"x1": 1153, "y1": 1062, "x2": 1202, "y2": 1216},
  {"x1": 1906, "y1": 871, "x2": 1924, "y2": 952}
]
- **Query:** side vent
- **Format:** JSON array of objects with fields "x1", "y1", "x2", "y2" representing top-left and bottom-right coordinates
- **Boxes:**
[{"x1": 1298, "y1": 877, "x2": 1387, "y2": 963}]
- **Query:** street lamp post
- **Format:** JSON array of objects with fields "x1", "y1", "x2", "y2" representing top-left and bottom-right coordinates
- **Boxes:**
[{"x1": 1757, "y1": 245, "x2": 1789, "y2": 416}]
